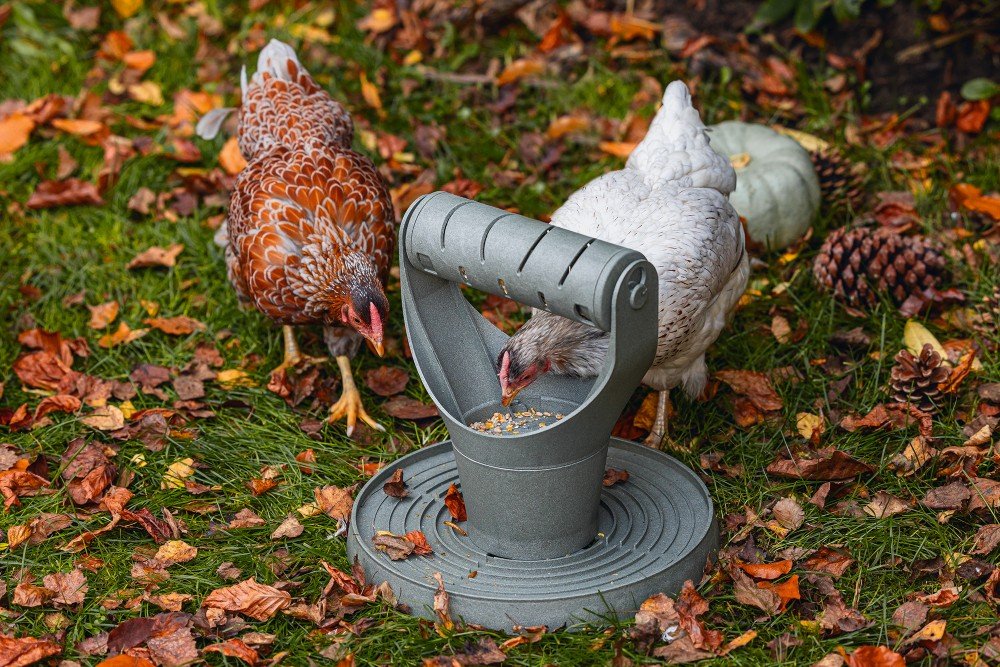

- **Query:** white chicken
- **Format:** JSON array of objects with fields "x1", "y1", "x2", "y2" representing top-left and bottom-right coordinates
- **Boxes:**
[{"x1": 497, "y1": 81, "x2": 749, "y2": 448}]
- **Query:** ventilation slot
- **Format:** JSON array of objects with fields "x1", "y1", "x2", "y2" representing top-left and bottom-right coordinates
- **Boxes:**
[
  {"x1": 558, "y1": 240, "x2": 594, "y2": 287},
  {"x1": 517, "y1": 226, "x2": 553, "y2": 274},
  {"x1": 459, "y1": 266, "x2": 470, "y2": 284},
  {"x1": 575, "y1": 304, "x2": 593, "y2": 324},
  {"x1": 537, "y1": 291, "x2": 547, "y2": 308},
  {"x1": 497, "y1": 278, "x2": 509, "y2": 296},
  {"x1": 480, "y1": 213, "x2": 515, "y2": 262},
  {"x1": 440, "y1": 201, "x2": 473, "y2": 250}
]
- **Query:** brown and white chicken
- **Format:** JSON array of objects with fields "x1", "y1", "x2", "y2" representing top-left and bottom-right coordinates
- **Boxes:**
[
  {"x1": 497, "y1": 82, "x2": 748, "y2": 448},
  {"x1": 197, "y1": 40, "x2": 396, "y2": 434}
]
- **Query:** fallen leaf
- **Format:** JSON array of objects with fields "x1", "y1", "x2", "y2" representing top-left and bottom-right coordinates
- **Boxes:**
[
  {"x1": 382, "y1": 469, "x2": 408, "y2": 498},
  {"x1": 757, "y1": 575, "x2": 799, "y2": 611},
  {"x1": 405, "y1": 530, "x2": 433, "y2": 556},
  {"x1": 433, "y1": 572, "x2": 452, "y2": 629},
  {"x1": 203, "y1": 578, "x2": 291, "y2": 621},
  {"x1": 127, "y1": 244, "x2": 184, "y2": 269},
  {"x1": 921, "y1": 481, "x2": 970, "y2": 510},
  {"x1": 801, "y1": 547, "x2": 854, "y2": 577},
  {"x1": 766, "y1": 448, "x2": 872, "y2": 481},
  {"x1": 26, "y1": 179, "x2": 104, "y2": 209},
  {"x1": 88, "y1": 301, "x2": 120, "y2": 329},
  {"x1": 0, "y1": 113, "x2": 35, "y2": 155},
  {"x1": 602, "y1": 468, "x2": 630, "y2": 487},
  {"x1": 81, "y1": 405, "x2": 125, "y2": 431},
  {"x1": 0, "y1": 469, "x2": 50, "y2": 509},
  {"x1": 796, "y1": 412, "x2": 825, "y2": 443},
  {"x1": 98, "y1": 322, "x2": 149, "y2": 348},
  {"x1": 772, "y1": 497, "x2": 805, "y2": 530},
  {"x1": 0, "y1": 635, "x2": 62, "y2": 667},
  {"x1": 864, "y1": 491, "x2": 910, "y2": 518},
  {"x1": 143, "y1": 316, "x2": 206, "y2": 335},
  {"x1": 903, "y1": 320, "x2": 947, "y2": 359},
  {"x1": 228, "y1": 508, "x2": 266, "y2": 529},
  {"x1": 219, "y1": 136, "x2": 247, "y2": 175},
  {"x1": 598, "y1": 141, "x2": 636, "y2": 158},
  {"x1": 496, "y1": 58, "x2": 544, "y2": 86},
  {"x1": 383, "y1": 396, "x2": 438, "y2": 420},
  {"x1": 155, "y1": 540, "x2": 197, "y2": 565},
  {"x1": 314, "y1": 485, "x2": 354, "y2": 521},
  {"x1": 203, "y1": 639, "x2": 259, "y2": 665},
  {"x1": 731, "y1": 567, "x2": 780, "y2": 615},
  {"x1": 846, "y1": 646, "x2": 904, "y2": 667},
  {"x1": 444, "y1": 483, "x2": 467, "y2": 521},
  {"x1": 33, "y1": 394, "x2": 81, "y2": 420},
  {"x1": 161, "y1": 458, "x2": 196, "y2": 490},
  {"x1": 891, "y1": 600, "x2": 929, "y2": 634},
  {"x1": 737, "y1": 560, "x2": 793, "y2": 580},
  {"x1": 270, "y1": 515, "x2": 303, "y2": 539},
  {"x1": 904, "y1": 619, "x2": 946, "y2": 645},
  {"x1": 42, "y1": 568, "x2": 88, "y2": 605},
  {"x1": 916, "y1": 586, "x2": 959, "y2": 608},
  {"x1": 128, "y1": 81, "x2": 163, "y2": 106},
  {"x1": 110, "y1": 0, "x2": 142, "y2": 18},
  {"x1": 715, "y1": 370, "x2": 783, "y2": 412},
  {"x1": 364, "y1": 366, "x2": 409, "y2": 396},
  {"x1": 215, "y1": 369, "x2": 255, "y2": 388},
  {"x1": 972, "y1": 524, "x2": 1000, "y2": 555},
  {"x1": 96, "y1": 656, "x2": 155, "y2": 667},
  {"x1": 373, "y1": 531, "x2": 415, "y2": 560},
  {"x1": 144, "y1": 592, "x2": 193, "y2": 612},
  {"x1": 147, "y1": 627, "x2": 198, "y2": 667}
]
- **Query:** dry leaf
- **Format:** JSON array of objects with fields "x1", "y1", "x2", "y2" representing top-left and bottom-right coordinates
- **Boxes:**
[
  {"x1": 444, "y1": 483, "x2": 467, "y2": 521},
  {"x1": 364, "y1": 366, "x2": 409, "y2": 397},
  {"x1": 382, "y1": 469, "x2": 408, "y2": 498},
  {"x1": 88, "y1": 301, "x2": 119, "y2": 329},
  {"x1": 373, "y1": 532, "x2": 415, "y2": 560},
  {"x1": 219, "y1": 136, "x2": 247, "y2": 175},
  {"x1": 767, "y1": 448, "x2": 872, "y2": 481},
  {"x1": 81, "y1": 405, "x2": 125, "y2": 431},
  {"x1": 359, "y1": 72, "x2": 382, "y2": 112},
  {"x1": 202, "y1": 578, "x2": 291, "y2": 621},
  {"x1": 111, "y1": 0, "x2": 142, "y2": 18},
  {"x1": 433, "y1": 572, "x2": 452, "y2": 629},
  {"x1": 903, "y1": 320, "x2": 947, "y2": 359},
  {"x1": 496, "y1": 58, "x2": 544, "y2": 86},
  {"x1": 0, "y1": 635, "x2": 62, "y2": 667},
  {"x1": 144, "y1": 316, "x2": 206, "y2": 335},
  {"x1": 203, "y1": 639, "x2": 260, "y2": 666},
  {"x1": 98, "y1": 322, "x2": 149, "y2": 348},
  {"x1": 314, "y1": 485, "x2": 354, "y2": 521},
  {"x1": 0, "y1": 113, "x2": 35, "y2": 155},
  {"x1": 602, "y1": 468, "x2": 630, "y2": 486},
  {"x1": 737, "y1": 560, "x2": 792, "y2": 580},
  {"x1": 26, "y1": 179, "x2": 104, "y2": 209},
  {"x1": 128, "y1": 81, "x2": 164, "y2": 106},
  {"x1": 216, "y1": 369, "x2": 255, "y2": 388},
  {"x1": 161, "y1": 458, "x2": 196, "y2": 490},
  {"x1": 846, "y1": 646, "x2": 904, "y2": 667},
  {"x1": 796, "y1": 412, "x2": 825, "y2": 443},
  {"x1": 42, "y1": 568, "x2": 88, "y2": 605},
  {"x1": 864, "y1": 491, "x2": 910, "y2": 518},
  {"x1": 270, "y1": 515, "x2": 303, "y2": 540},
  {"x1": 127, "y1": 243, "x2": 184, "y2": 269},
  {"x1": 155, "y1": 540, "x2": 198, "y2": 565}
]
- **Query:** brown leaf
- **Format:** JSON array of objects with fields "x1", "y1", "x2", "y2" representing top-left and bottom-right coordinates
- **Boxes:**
[
  {"x1": 444, "y1": 483, "x2": 467, "y2": 522},
  {"x1": 13, "y1": 351, "x2": 73, "y2": 390},
  {"x1": 602, "y1": 468, "x2": 630, "y2": 487},
  {"x1": 715, "y1": 370, "x2": 783, "y2": 412},
  {"x1": 730, "y1": 567, "x2": 780, "y2": 615},
  {"x1": 757, "y1": 575, "x2": 799, "y2": 611},
  {"x1": 772, "y1": 497, "x2": 804, "y2": 530},
  {"x1": 373, "y1": 532, "x2": 415, "y2": 560},
  {"x1": 314, "y1": 485, "x2": 354, "y2": 521},
  {"x1": 0, "y1": 635, "x2": 62, "y2": 667},
  {"x1": 496, "y1": 58, "x2": 545, "y2": 86},
  {"x1": 916, "y1": 586, "x2": 959, "y2": 608},
  {"x1": 88, "y1": 301, "x2": 120, "y2": 329},
  {"x1": 42, "y1": 568, "x2": 88, "y2": 605},
  {"x1": 202, "y1": 578, "x2": 291, "y2": 621},
  {"x1": 127, "y1": 243, "x2": 184, "y2": 269},
  {"x1": 382, "y1": 469, "x2": 408, "y2": 498},
  {"x1": 147, "y1": 627, "x2": 199, "y2": 667},
  {"x1": 846, "y1": 646, "x2": 905, "y2": 667},
  {"x1": 819, "y1": 595, "x2": 869, "y2": 635},
  {"x1": 968, "y1": 477, "x2": 1000, "y2": 512},
  {"x1": 971, "y1": 524, "x2": 1000, "y2": 556},
  {"x1": 383, "y1": 396, "x2": 438, "y2": 420},
  {"x1": 921, "y1": 481, "x2": 970, "y2": 510},
  {"x1": 891, "y1": 600, "x2": 928, "y2": 634},
  {"x1": 26, "y1": 178, "x2": 103, "y2": 209},
  {"x1": 840, "y1": 403, "x2": 933, "y2": 437},
  {"x1": 937, "y1": 348, "x2": 976, "y2": 394},
  {"x1": 155, "y1": 540, "x2": 198, "y2": 565},
  {"x1": 13, "y1": 578, "x2": 55, "y2": 607},
  {"x1": 0, "y1": 469, "x2": 49, "y2": 509},
  {"x1": 203, "y1": 639, "x2": 259, "y2": 665},
  {"x1": 364, "y1": 366, "x2": 409, "y2": 397},
  {"x1": 956, "y1": 100, "x2": 990, "y2": 134},
  {"x1": 433, "y1": 572, "x2": 452, "y2": 629},
  {"x1": 33, "y1": 394, "x2": 81, "y2": 420},
  {"x1": 766, "y1": 448, "x2": 872, "y2": 481},
  {"x1": 405, "y1": 530, "x2": 433, "y2": 556},
  {"x1": 218, "y1": 136, "x2": 247, "y2": 175},
  {"x1": 801, "y1": 547, "x2": 854, "y2": 578},
  {"x1": 864, "y1": 491, "x2": 910, "y2": 518},
  {"x1": 737, "y1": 560, "x2": 793, "y2": 580},
  {"x1": 444, "y1": 637, "x2": 507, "y2": 665},
  {"x1": 81, "y1": 405, "x2": 125, "y2": 431},
  {"x1": 270, "y1": 515, "x2": 303, "y2": 540},
  {"x1": 145, "y1": 592, "x2": 193, "y2": 612},
  {"x1": 143, "y1": 316, "x2": 206, "y2": 336},
  {"x1": 228, "y1": 508, "x2": 266, "y2": 529}
]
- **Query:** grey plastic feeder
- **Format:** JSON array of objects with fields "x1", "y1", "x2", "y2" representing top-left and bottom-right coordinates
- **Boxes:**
[{"x1": 347, "y1": 192, "x2": 719, "y2": 630}]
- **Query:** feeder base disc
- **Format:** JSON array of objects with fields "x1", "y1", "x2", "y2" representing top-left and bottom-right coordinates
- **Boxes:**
[{"x1": 347, "y1": 438, "x2": 717, "y2": 631}]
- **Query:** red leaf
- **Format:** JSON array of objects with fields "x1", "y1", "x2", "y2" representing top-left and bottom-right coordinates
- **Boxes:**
[{"x1": 444, "y1": 483, "x2": 466, "y2": 522}]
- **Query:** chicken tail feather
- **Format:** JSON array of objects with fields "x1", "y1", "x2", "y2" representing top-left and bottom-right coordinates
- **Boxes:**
[{"x1": 627, "y1": 81, "x2": 736, "y2": 196}]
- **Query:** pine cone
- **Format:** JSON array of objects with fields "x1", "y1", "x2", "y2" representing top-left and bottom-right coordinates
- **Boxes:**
[
  {"x1": 813, "y1": 226, "x2": 948, "y2": 309},
  {"x1": 811, "y1": 147, "x2": 866, "y2": 209},
  {"x1": 889, "y1": 344, "x2": 951, "y2": 413}
]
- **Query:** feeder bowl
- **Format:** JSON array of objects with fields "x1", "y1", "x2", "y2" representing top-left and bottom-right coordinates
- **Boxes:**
[{"x1": 348, "y1": 192, "x2": 718, "y2": 630}]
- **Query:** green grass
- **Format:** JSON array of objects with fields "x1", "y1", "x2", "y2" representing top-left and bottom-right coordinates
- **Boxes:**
[{"x1": 2, "y1": 1, "x2": 999, "y2": 665}]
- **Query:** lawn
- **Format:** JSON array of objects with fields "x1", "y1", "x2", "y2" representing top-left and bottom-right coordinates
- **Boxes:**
[{"x1": 1, "y1": 1, "x2": 998, "y2": 665}]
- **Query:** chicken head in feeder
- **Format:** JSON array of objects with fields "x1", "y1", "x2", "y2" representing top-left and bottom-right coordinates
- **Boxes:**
[{"x1": 348, "y1": 192, "x2": 718, "y2": 630}]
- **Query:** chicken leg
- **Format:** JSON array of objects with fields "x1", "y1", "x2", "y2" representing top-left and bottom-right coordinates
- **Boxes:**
[
  {"x1": 643, "y1": 390, "x2": 690, "y2": 453},
  {"x1": 272, "y1": 325, "x2": 327, "y2": 375},
  {"x1": 327, "y1": 355, "x2": 385, "y2": 436}
]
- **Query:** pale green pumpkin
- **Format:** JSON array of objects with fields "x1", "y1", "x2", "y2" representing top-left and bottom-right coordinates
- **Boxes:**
[{"x1": 708, "y1": 121, "x2": 820, "y2": 250}]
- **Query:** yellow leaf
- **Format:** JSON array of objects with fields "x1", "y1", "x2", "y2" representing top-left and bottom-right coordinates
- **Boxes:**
[
  {"x1": 496, "y1": 58, "x2": 544, "y2": 86},
  {"x1": 774, "y1": 126, "x2": 830, "y2": 153},
  {"x1": 906, "y1": 619, "x2": 946, "y2": 644},
  {"x1": 358, "y1": 7, "x2": 397, "y2": 34},
  {"x1": 128, "y1": 81, "x2": 164, "y2": 106},
  {"x1": 903, "y1": 320, "x2": 947, "y2": 360},
  {"x1": 50, "y1": 118, "x2": 105, "y2": 137},
  {"x1": 359, "y1": 72, "x2": 383, "y2": 113},
  {"x1": 219, "y1": 137, "x2": 247, "y2": 175},
  {"x1": 796, "y1": 412, "x2": 825, "y2": 441},
  {"x1": 546, "y1": 115, "x2": 589, "y2": 140},
  {"x1": 155, "y1": 540, "x2": 198, "y2": 564},
  {"x1": 0, "y1": 113, "x2": 35, "y2": 155},
  {"x1": 120, "y1": 400, "x2": 136, "y2": 419},
  {"x1": 598, "y1": 141, "x2": 636, "y2": 158},
  {"x1": 216, "y1": 369, "x2": 256, "y2": 388},
  {"x1": 111, "y1": 0, "x2": 142, "y2": 18},
  {"x1": 162, "y1": 458, "x2": 195, "y2": 490}
]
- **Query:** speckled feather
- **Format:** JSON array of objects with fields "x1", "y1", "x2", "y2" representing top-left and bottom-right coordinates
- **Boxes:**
[
  {"x1": 505, "y1": 81, "x2": 749, "y2": 397},
  {"x1": 218, "y1": 40, "x2": 395, "y2": 356}
]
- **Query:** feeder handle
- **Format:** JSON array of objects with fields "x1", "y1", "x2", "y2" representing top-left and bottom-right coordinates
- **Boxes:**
[{"x1": 401, "y1": 191, "x2": 652, "y2": 334}]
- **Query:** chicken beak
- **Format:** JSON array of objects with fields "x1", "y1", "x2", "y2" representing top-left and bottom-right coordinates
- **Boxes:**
[
  {"x1": 366, "y1": 338, "x2": 385, "y2": 357},
  {"x1": 500, "y1": 385, "x2": 521, "y2": 407}
]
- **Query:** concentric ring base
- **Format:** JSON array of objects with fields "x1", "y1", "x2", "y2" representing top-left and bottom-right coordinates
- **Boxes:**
[{"x1": 347, "y1": 438, "x2": 718, "y2": 631}]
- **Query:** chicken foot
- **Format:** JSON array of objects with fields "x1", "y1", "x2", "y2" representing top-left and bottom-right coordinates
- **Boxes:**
[
  {"x1": 272, "y1": 325, "x2": 327, "y2": 374},
  {"x1": 327, "y1": 355, "x2": 385, "y2": 436},
  {"x1": 643, "y1": 390, "x2": 690, "y2": 453}
]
